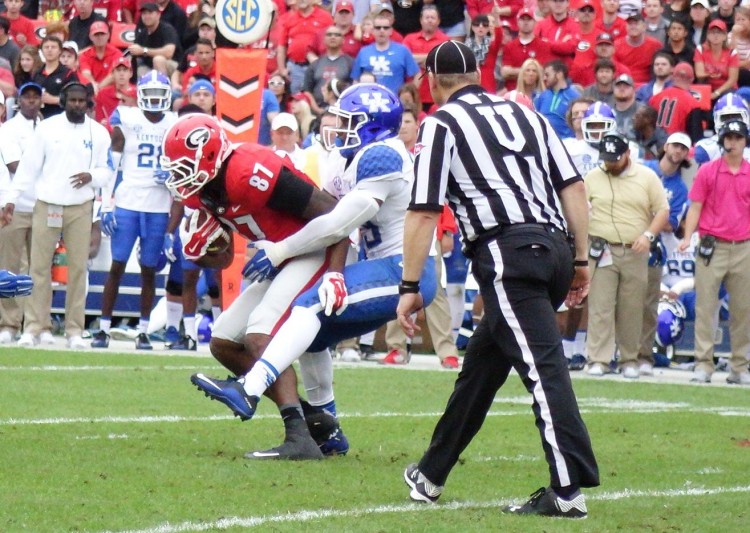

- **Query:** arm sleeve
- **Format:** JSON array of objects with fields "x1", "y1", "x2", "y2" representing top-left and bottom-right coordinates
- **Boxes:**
[
  {"x1": 266, "y1": 163, "x2": 316, "y2": 214},
  {"x1": 273, "y1": 189, "x2": 381, "y2": 263}
]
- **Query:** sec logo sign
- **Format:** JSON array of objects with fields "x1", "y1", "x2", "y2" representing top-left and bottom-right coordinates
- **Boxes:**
[{"x1": 215, "y1": 0, "x2": 274, "y2": 45}]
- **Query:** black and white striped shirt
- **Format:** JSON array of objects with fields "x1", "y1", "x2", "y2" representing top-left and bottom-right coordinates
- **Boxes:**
[{"x1": 411, "y1": 85, "x2": 581, "y2": 243}]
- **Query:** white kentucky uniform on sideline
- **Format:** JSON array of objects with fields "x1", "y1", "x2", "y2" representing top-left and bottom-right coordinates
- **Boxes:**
[
  {"x1": 109, "y1": 106, "x2": 177, "y2": 212},
  {"x1": 562, "y1": 137, "x2": 601, "y2": 176}
]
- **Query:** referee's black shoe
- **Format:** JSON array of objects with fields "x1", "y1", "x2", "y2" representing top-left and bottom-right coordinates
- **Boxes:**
[
  {"x1": 503, "y1": 487, "x2": 587, "y2": 518},
  {"x1": 404, "y1": 463, "x2": 443, "y2": 503}
]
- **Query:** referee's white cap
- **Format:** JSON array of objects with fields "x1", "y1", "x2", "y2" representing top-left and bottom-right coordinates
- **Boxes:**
[{"x1": 423, "y1": 41, "x2": 478, "y2": 78}]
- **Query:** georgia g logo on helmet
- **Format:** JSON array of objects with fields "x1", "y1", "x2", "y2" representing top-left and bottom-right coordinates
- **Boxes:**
[{"x1": 186, "y1": 127, "x2": 211, "y2": 150}]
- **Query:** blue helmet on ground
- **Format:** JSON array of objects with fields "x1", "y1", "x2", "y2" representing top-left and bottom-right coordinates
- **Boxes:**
[
  {"x1": 648, "y1": 239, "x2": 667, "y2": 267},
  {"x1": 324, "y1": 83, "x2": 403, "y2": 158},
  {"x1": 713, "y1": 93, "x2": 749, "y2": 132},
  {"x1": 137, "y1": 70, "x2": 172, "y2": 112},
  {"x1": 655, "y1": 299, "x2": 687, "y2": 348},
  {"x1": 582, "y1": 101, "x2": 617, "y2": 144}
]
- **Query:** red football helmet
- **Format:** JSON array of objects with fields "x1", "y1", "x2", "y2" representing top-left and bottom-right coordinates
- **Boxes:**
[{"x1": 161, "y1": 114, "x2": 231, "y2": 199}]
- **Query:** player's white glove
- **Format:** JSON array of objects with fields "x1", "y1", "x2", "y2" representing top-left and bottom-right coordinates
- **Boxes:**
[
  {"x1": 182, "y1": 209, "x2": 228, "y2": 261},
  {"x1": 317, "y1": 272, "x2": 348, "y2": 316}
]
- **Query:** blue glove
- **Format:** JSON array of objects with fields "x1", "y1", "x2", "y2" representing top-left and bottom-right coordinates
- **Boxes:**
[
  {"x1": 101, "y1": 211, "x2": 117, "y2": 237},
  {"x1": 242, "y1": 248, "x2": 280, "y2": 283},
  {"x1": 0, "y1": 270, "x2": 33, "y2": 298},
  {"x1": 163, "y1": 233, "x2": 176, "y2": 262},
  {"x1": 154, "y1": 169, "x2": 170, "y2": 185}
]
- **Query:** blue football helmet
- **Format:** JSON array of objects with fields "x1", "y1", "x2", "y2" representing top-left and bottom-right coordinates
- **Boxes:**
[
  {"x1": 324, "y1": 83, "x2": 403, "y2": 158},
  {"x1": 648, "y1": 238, "x2": 667, "y2": 267},
  {"x1": 137, "y1": 70, "x2": 172, "y2": 112},
  {"x1": 655, "y1": 299, "x2": 687, "y2": 348},
  {"x1": 713, "y1": 93, "x2": 749, "y2": 132},
  {"x1": 581, "y1": 101, "x2": 617, "y2": 144}
]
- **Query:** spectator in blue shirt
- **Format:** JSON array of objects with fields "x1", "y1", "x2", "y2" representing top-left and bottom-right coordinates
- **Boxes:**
[
  {"x1": 258, "y1": 88, "x2": 280, "y2": 146},
  {"x1": 350, "y1": 14, "x2": 419, "y2": 94},
  {"x1": 535, "y1": 59, "x2": 580, "y2": 139}
]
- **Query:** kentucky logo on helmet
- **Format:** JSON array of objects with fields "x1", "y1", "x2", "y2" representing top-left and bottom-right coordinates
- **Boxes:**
[
  {"x1": 186, "y1": 127, "x2": 211, "y2": 149},
  {"x1": 361, "y1": 92, "x2": 391, "y2": 113}
]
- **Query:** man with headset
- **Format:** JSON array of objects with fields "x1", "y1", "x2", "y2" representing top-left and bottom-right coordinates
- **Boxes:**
[
  {"x1": 679, "y1": 120, "x2": 750, "y2": 385},
  {"x1": 584, "y1": 131, "x2": 669, "y2": 378},
  {"x1": 2, "y1": 82, "x2": 112, "y2": 349}
]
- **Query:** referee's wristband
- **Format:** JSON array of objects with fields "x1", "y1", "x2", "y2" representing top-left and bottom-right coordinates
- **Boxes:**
[
  {"x1": 574, "y1": 260, "x2": 589, "y2": 267},
  {"x1": 398, "y1": 280, "x2": 420, "y2": 295}
]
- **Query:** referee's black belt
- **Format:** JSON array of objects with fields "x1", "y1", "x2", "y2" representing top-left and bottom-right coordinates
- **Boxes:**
[{"x1": 473, "y1": 223, "x2": 561, "y2": 246}]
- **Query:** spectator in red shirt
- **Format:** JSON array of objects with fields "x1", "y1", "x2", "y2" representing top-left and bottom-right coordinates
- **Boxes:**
[
  {"x1": 598, "y1": 0, "x2": 628, "y2": 40},
  {"x1": 404, "y1": 5, "x2": 450, "y2": 108},
  {"x1": 694, "y1": 19, "x2": 740, "y2": 99},
  {"x1": 535, "y1": 0, "x2": 578, "y2": 67},
  {"x1": 180, "y1": 37, "x2": 215, "y2": 95},
  {"x1": 572, "y1": 31, "x2": 632, "y2": 87},
  {"x1": 80, "y1": 21, "x2": 124, "y2": 94},
  {"x1": 94, "y1": 56, "x2": 135, "y2": 128},
  {"x1": 615, "y1": 12, "x2": 664, "y2": 84},
  {"x1": 501, "y1": 8, "x2": 552, "y2": 91},
  {"x1": 314, "y1": 2, "x2": 362, "y2": 59},
  {"x1": 489, "y1": 0, "x2": 524, "y2": 35},
  {"x1": 649, "y1": 62, "x2": 704, "y2": 141},
  {"x1": 465, "y1": 14, "x2": 503, "y2": 94},
  {"x1": 569, "y1": 0, "x2": 602, "y2": 86},
  {"x1": 276, "y1": 0, "x2": 333, "y2": 93},
  {"x1": 5, "y1": 0, "x2": 39, "y2": 47}
]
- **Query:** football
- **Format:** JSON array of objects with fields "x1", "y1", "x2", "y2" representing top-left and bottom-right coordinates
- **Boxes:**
[{"x1": 207, "y1": 227, "x2": 232, "y2": 255}]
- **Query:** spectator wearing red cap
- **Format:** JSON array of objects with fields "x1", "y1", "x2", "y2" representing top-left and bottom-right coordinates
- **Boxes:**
[
  {"x1": 501, "y1": 8, "x2": 552, "y2": 92},
  {"x1": 534, "y1": 0, "x2": 578, "y2": 67},
  {"x1": 404, "y1": 5, "x2": 450, "y2": 108},
  {"x1": 649, "y1": 62, "x2": 704, "y2": 141},
  {"x1": 572, "y1": 32, "x2": 631, "y2": 87},
  {"x1": 694, "y1": 19, "x2": 739, "y2": 100},
  {"x1": 94, "y1": 56, "x2": 135, "y2": 129},
  {"x1": 597, "y1": 0, "x2": 627, "y2": 41},
  {"x1": 80, "y1": 21, "x2": 124, "y2": 93},
  {"x1": 569, "y1": 0, "x2": 602, "y2": 86},
  {"x1": 4, "y1": 0, "x2": 39, "y2": 47},
  {"x1": 276, "y1": 0, "x2": 334, "y2": 94},
  {"x1": 614, "y1": 12, "x2": 664, "y2": 84},
  {"x1": 314, "y1": 2, "x2": 362, "y2": 59},
  {"x1": 661, "y1": 18, "x2": 696, "y2": 68},
  {"x1": 644, "y1": 0, "x2": 669, "y2": 44},
  {"x1": 68, "y1": 0, "x2": 108, "y2": 50}
]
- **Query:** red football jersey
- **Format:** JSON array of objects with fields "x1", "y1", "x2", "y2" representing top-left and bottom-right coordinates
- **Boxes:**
[
  {"x1": 184, "y1": 144, "x2": 316, "y2": 243},
  {"x1": 649, "y1": 87, "x2": 701, "y2": 135}
]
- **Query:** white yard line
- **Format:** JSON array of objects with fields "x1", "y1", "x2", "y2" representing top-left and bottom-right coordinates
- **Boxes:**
[
  {"x1": 109, "y1": 484, "x2": 750, "y2": 533},
  {"x1": 0, "y1": 365, "x2": 211, "y2": 371}
]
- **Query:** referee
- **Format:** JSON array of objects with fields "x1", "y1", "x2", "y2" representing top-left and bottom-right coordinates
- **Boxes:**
[{"x1": 398, "y1": 42, "x2": 599, "y2": 518}]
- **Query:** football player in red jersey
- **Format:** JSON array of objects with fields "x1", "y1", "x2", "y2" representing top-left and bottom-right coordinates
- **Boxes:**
[{"x1": 161, "y1": 114, "x2": 349, "y2": 460}]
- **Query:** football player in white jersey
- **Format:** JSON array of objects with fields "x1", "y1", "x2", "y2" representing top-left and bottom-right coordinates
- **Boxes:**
[
  {"x1": 562, "y1": 98, "x2": 602, "y2": 177},
  {"x1": 189, "y1": 83, "x2": 438, "y2": 422},
  {"x1": 693, "y1": 93, "x2": 750, "y2": 164},
  {"x1": 92, "y1": 71, "x2": 178, "y2": 350}
]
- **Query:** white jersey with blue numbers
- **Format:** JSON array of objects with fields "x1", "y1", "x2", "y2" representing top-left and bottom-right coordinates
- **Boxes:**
[
  {"x1": 110, "y1": 106, "x2": 177, "y2": 213},
  {"x1": 345, "y1": 137, "x2": 413, "y2": 260},
  {"x1": 661, "y1": 232, "x2": 698, "y2": 288},
  {"x1": 562, "y1": 138, "x2": 601, "y2": 176}
]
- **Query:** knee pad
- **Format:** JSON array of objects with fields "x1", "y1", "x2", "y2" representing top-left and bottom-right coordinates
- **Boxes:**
[{"x1": 165, "y1": 279, "x2": 183, "y2": 297}]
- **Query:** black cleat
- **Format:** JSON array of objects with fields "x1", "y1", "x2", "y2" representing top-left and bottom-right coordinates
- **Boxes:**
[
  {"x1": 404, "y1": 463, "x2": 443, "y2": 503},
  {"x1": 305, "y1": 411, "x2": 349, "y2": 456},
  {"x1": 91, "y1": 330, "x2": 110, "y2": 348},
  {"x1": 245, "y1": 431, "x2": 324, "y2": 461},
  {"x1": 167, "y1": 335, "x2": 197, "y2": 351},
  {"x1": 135, "y1": 332, "x2": 153, "y2": 350},
  {"x1": 502, "y1": 487, "x2": 588, "y2": 519}
]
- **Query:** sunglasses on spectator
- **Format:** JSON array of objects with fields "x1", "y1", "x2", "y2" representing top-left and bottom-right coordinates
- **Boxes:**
[
  {"x1": 374, "y1": 25, "x2": 391, "y2": 30},
  {"x1": 326, "y1": 32, "x2": 343, "y2": 36},
  {"x1": 472, "y1": 21, "x2": 490, "y2": 27},
  {"x1": 579, "y1": 7, "x2": 595, "y2": 13},
  {"x1": 269, "y1": 80, "x2": 285, "y2": 87}
]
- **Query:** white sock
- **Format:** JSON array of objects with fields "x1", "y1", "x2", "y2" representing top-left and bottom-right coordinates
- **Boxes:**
[
  {"x1": 183, "y1": 315, "x2": 196, "y2": 339},
  {"x1": 211, "y1": 305, "x2": 221, "y2": 321},
  {"x1": 575, "y1": 330, "x2": 587, "y2": 355},
  {"x1": 562, "y1": 338, "x2": 575, "y2": 359},
  {"x1": 166, "y1": 301, "x2": 182, "y2": 329},
  {"x1": 359, "y1": 329, "x2": 376, "y2": 346},
  {"x1": 138, "y1": 319, "x2": 149, "y2": 334},
  {"x1": 298, "y1": 350, "x2": 334, "y2": 406},
  {"x1": 243, "y1": 307, "x2": 322, "y2": 397},
  {"x1": 99, "y1": 318, "x2": 111, "y2": 333}
]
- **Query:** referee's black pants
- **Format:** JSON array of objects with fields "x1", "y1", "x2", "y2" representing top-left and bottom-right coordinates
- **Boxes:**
[{"x1": 418, "y1": 224, "x2": 600, "y2": 490}]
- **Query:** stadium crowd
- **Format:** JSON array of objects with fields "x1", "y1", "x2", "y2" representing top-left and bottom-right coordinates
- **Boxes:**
[{"x1": 0, "y1": 0, "x2": 749, "y2": 385}]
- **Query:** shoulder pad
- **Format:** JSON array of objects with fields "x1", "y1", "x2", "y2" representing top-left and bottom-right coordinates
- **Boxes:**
[{"x1": 356, "y1": 144, "x2": 403, "y2": 183}]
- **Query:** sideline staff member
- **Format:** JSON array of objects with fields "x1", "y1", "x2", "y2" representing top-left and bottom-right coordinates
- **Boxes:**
[{"x1": 397, "y1": 41, "x2": 599, "y2": 518}]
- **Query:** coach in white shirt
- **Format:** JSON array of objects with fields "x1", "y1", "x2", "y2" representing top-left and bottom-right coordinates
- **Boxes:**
[
  {"x1": 2, "y1": 82, "x2": 112, "y2": 349},
  {"x1": 0, "y1": 82, "x2": 43, "y2": 344}
]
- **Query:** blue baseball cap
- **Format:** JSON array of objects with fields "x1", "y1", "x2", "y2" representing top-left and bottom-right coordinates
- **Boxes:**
[
  {"x1": 188, "y1": 79, "x2": 215, "y2": 96},
  {"x1": 18, "y1": 82, "x2": 43, "y2": 96}
]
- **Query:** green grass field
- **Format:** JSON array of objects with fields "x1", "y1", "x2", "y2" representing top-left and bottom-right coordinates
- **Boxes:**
[{"x1": 1, "y1": 347, "x2": 749, "y2": 532}]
